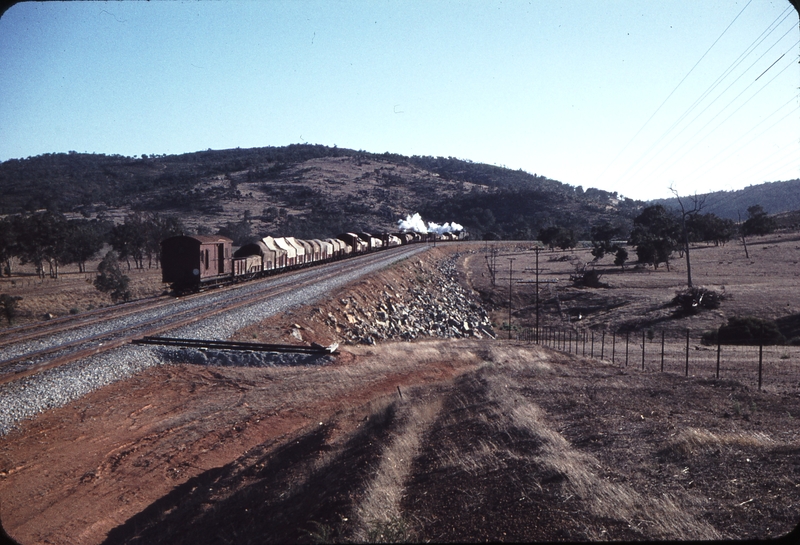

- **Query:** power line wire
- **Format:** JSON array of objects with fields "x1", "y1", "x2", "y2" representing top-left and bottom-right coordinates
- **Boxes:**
[
  {"x1": 592, "y1": 0, "x2": 754, "y2": 186},
  {"x1": 618, "y1": 28, "x2": 799, "y2": 187},
  {"x1": 681, "y1": 99, "x2": 799, "y2": 183},
  {"x1": 655, "y1": 49, "x2": 799, "y2": 178},
  {"x1": 637, "y1": 7, "x2": 795, "y2": 169}
]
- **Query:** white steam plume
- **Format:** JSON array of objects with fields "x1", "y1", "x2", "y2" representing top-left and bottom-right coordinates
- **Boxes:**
[{"x1": 397, "y1": 213, "x2": 463, "y2": 234}]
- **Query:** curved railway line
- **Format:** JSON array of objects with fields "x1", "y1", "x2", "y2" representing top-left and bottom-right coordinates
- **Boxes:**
[{"x1": 0, "y1": 244, "x2": 428, "y2": 387}]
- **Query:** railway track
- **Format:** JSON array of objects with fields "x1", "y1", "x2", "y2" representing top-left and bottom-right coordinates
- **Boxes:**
[
  {"x1": 0, "y1": 245, "x2": 426, "y2": 385},
  {"x1": 0, "y1": 295, "x2": 172, "y2": 349}
]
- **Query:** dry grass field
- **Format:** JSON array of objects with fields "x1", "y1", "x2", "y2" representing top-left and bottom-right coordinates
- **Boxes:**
[
  {"x1": 462, "y1": 234, "x2": 800, "y2": 393},
  {"x1": 462, "y1": 233, "x2": 800, "y2": 334},
  {"x1": 0, "y1": 259, "x2": 165, "y2": 328},
  {"x1": 1, "y1": 238, "x2": 799, "y2": 543}
]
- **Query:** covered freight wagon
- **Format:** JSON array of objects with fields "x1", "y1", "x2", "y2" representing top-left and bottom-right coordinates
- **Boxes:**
[{"x1": 161, "y1": 235, "x2": 233, "y2": 291}]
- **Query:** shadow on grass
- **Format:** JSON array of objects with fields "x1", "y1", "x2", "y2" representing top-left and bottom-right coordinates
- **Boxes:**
[{"x1": 103, "y1": 404, "x2": 399, "y2": 545}]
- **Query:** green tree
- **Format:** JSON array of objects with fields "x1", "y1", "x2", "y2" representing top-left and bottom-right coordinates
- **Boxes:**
[
  {"x1": 63, "y1": 219, "x2": 106, "y2": 273},
  {"x1": 629, "y1": 205, "x2": 680, "y2": 270},
  {"x1": 614, "y1": 246, "x2": 628, "y2": 270},
  {"x1": 110, "y1": 213, "x2": 148, "y2": 270},
  {"x1": 94, "y1": 251, "x2": 131, "y2": 303},
  {"x1": 0, "y1": 294, "x2": 22, "y2": 325},
  {"x1": 538, "y1": 226, "x2": 577, "y2": 250},
  {"x1": 590, "y1": 221, "x2": 625, "y2": 260},
  {"x1": 217, "y1": 215, "x2": 253, "y2": 246},
  {"x1": 0, "y1": 217, "x2": 18, "y2": 276},
  {"x1": 714, "y1": 316, "x2": 785, "y2": 345},
  {"x1": 742, "y1": 205, "x2": 776, "y2": 237},
  {"x1": 15, "y1": 211, "x2": 70, "y2": 279},
  {"x1": 687, "y1": 213, "x2": 736, "y2": 246},
  {"x1": 144, "y1": 214, "x2": 184, "y2": 268}
]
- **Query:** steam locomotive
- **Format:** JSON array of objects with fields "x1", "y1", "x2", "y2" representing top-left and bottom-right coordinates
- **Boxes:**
[{"x1": 161, "y1": 230, "x2": 467, "y2": 293}]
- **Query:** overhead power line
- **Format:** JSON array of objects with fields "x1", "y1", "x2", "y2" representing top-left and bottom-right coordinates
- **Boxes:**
[
  {"x1": 593, "y1": 0, "x2": 755, "y2": 186},
  {"x1": 616, "y1": 25, "x2": 799, "y2": 189},
  {"x1": 654, "y1": 49, "x2": 799, "y2": 179},
  {"x1": 632, "y1": 6, "x2": 796, "y2": 175}
]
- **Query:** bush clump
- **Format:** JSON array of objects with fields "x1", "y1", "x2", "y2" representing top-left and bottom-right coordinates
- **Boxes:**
[
  {"x1": 571, "y1": 267, "x2": 605, "y2": 288},
  {"x1": 0, "y1": 293, "x2": 22, "y2": 325},
  {"x1": 94, "y1": 251, "x2": 131, "y2": 303},
  {"x1": 702, "y1": 316, "x2": 785, "y2": 346},
  {"x1": 672, "y1": 287, "x2": 724, "y2": 315}
]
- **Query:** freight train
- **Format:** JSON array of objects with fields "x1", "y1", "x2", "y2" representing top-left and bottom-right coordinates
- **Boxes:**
[{"x1": 161, "y1": 230, "x2": 467, "y2": 293}]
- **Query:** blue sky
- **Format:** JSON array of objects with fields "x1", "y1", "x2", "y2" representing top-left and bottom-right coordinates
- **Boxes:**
[{"x1": 0, "y1": 1, "x2": 798, "y2": 201}]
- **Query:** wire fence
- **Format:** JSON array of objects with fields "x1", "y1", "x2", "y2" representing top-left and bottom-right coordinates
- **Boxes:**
[{"x1": 517, "y1": 326, "x2": 800, "y2": 393}]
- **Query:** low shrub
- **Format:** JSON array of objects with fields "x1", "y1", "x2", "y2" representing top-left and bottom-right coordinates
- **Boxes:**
[
  {"x1": 703, "y1": 316, "x2": 785, "y2": 346},
  {"x1": 672, "y1": 287, "x2": 724, "y2": 315},
  {"x1": 571, "y1": 268, "x2": 605, "y2": 288}
]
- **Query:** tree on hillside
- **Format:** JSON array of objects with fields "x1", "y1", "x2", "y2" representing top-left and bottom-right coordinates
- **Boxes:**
[
  {"x1": 0, "y1": 294, "x2": 22, "y2": 325},
  {"x1": 0, "y1": 217, "x2": 19, "y2": 276},
  {"x1": 670, "y1": 187, "x2": 705, "y2": 288},
  {"x1": 15, "y1": 211, "x2": 70, "y2": 279},
  {"x1": 217, "y1": 214, "x2": 253, "y2": 246},
  {"x1": 63, "y1": 219, "x2": 107, "y2": 273},
  {"x1": 742, "y1": 205, "x2": 776, "y2": 237},
  {"x1": 629, "y1": 205, "x2": 680, "y2": 270},
  {"x1": 687, "y1": 213, "x2": 736, "y2": 246},
  {"x1": 94, "y1": 251, "x2": 131, "y2": 303},
  {"x1": 614, "y1": 246, "x2": 629, "y2": 270},
  {"x1": 538, "y1": 226, "x2": 577, "y2": 250},
  {"x1": 111, "y1": 213, "x2": 149, "y2": 270},
  {"x1": 590, "y1": 221, "x2": 625, "y2": 261}
]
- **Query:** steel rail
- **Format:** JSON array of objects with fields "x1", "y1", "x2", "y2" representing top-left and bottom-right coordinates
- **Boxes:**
[
  {"x1": 0, "y1": 295, "x2": 168, "y2": 348},
  {"x1": 133, "y1": 336, "x2": 338, "y2": 354},
  {"x1": 0, "y1": 245, "x2": 423, "y2": 385}
]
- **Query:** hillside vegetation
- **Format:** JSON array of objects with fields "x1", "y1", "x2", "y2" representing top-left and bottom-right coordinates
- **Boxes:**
[
  {"x1": 653, "y1": 179, "x2": 800, "y2": 221},
  {"x1": 0, "y1": 145, "x2": 642, "y2": 240}
]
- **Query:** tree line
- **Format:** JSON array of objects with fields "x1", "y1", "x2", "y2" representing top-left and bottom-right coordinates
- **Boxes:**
[
  {"x1": 536, "y1": 204, "x2": 776, "y2": 273},
  {"x1": 0, "y1": 210, "x2": 184, "y2": 279}
]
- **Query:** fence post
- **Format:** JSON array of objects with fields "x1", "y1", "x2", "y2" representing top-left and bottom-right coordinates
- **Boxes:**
[
  {"x1": 685, "y1": 329, "x2": 690, "y2": 377},
  {"x1": 625, "y1": 331, "x2": 629, "y2": 367},
  {"x1": 612, "y1": 331, "x2": 616, "y2": 364},
  {"x1": 661, "y1": 330, "x2": 665, "y2": 372},
  {"x1": 716, "y1": 336, "x2": 721, "y2": 379},
  {"x1": 601, "y1": 331, "x2": 605, "y2": 360},
  {"x1": 591, "y1": 330, "x2": 595, "y2": 358},
  {"x1": 642, "y1": 330, "x2": 646, "y2": 370},
  {"x1": 583, "y1": 330, "x2": 586, "y2": 356},
  {"x1": 758, "y1": 344, "x2": 763, "y2": 391}
]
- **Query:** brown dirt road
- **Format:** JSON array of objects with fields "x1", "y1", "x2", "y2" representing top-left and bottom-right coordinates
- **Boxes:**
[{"x1": 0, "y1": 341, "x2": 483, "y2": 545}]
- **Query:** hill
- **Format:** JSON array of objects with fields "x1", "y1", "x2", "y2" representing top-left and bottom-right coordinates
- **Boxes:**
[
  {"x1": 652, "y1": 179, "x2": 800, "y2": 220},
  {"x1": 0, "y1": 145, "x2": 642, "y2": 240}
]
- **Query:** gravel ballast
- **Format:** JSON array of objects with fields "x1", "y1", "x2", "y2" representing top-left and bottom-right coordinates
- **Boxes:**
[{"x1": 0, "y1": 246, "x2": 426, "y2": 435}]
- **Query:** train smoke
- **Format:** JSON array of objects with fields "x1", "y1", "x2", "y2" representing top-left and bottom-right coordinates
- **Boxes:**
[{"x1": 397, "y1": 213, "x2": 463, "y2": 234}]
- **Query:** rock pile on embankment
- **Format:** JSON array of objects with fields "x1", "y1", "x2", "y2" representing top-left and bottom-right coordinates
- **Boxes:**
[{"x1": 324, "y1": 256, "x2": 495, "y2": 345}]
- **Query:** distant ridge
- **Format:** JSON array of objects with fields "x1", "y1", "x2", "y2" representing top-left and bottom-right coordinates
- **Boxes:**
[
  {"x1": 0, "y1": 144, "x2": 642, "y2": 240},
  {"x1": 651, "y1": 179, "x2": 800, "y2": 220},
  {"x1": 1, "y1": 145, "x2": 796, "y2": 240}
]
